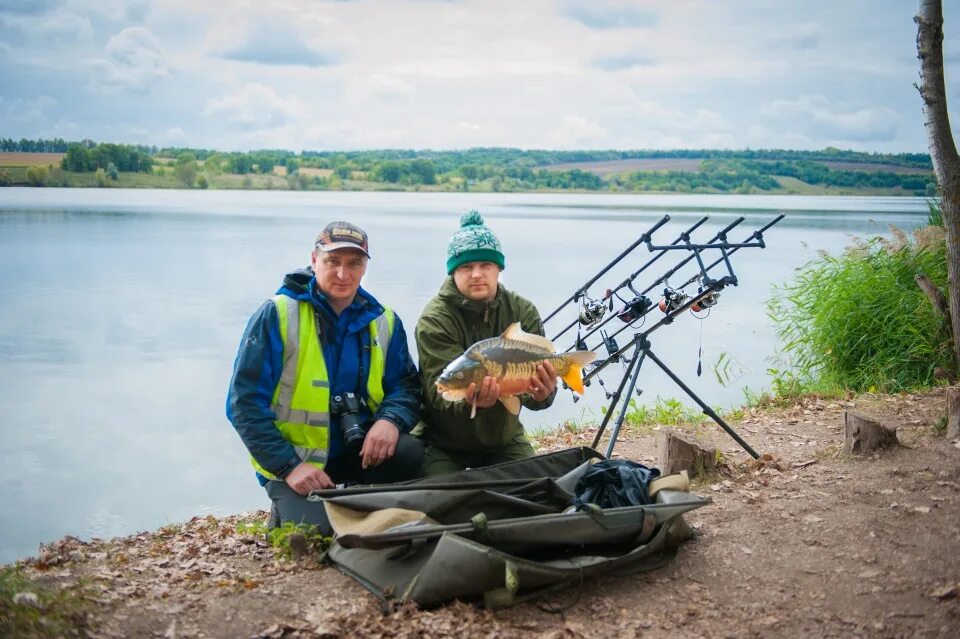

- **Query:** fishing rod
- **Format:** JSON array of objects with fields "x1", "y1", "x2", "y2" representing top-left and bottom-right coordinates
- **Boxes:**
[
  {"x1": 565, "y1": 216, "x2": 780, "y2": 359},
  {"x1": 545, "y1": 214, "x2": 784, "y2": 459},
  {"x1": 549, "y1": 215, "x2": 710, "y2": 343},
  {"x1": 541, "y1": 215, "x2": 670, "y2": 325},
  {"x1": 556, "y1": 216, "x2": 750, "y2": 351}
]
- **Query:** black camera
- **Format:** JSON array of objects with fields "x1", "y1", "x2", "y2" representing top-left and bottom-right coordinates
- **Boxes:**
[{"x1": 330, "y1": 392, "x2": 368, "y2": 449}]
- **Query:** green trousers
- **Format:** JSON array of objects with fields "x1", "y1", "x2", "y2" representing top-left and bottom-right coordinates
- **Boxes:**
[{"x1": 421, "y1": 431, "x2": 535, "y2": 476}]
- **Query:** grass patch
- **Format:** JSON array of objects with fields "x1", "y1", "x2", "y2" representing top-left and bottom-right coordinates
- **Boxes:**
[
  {"x1": 0, "y1": 565, "x2": 92, "y2": 638},
  {"x1": 619, "y1": 397, "x2": 707, "y2": 433},
  {"x1": 267, "y1": 522, "x2": 331, "y2": 561},
  {"x1": 768, "y1": 226, "x2": 950, "y2": 393},
  {"x1": 236, "y1": 516, "x2": 330, "y2": 561}
]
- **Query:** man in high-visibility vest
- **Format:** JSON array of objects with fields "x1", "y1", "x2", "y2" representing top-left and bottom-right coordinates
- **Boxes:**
[{"x1": 227, "y1": 221, "x2": 423, "y2": 533}]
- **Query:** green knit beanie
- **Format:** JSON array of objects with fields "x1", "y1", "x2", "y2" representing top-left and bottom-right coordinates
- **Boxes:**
[{"x1": 446, "y1": 210, "x2": 505, "y2": 275}]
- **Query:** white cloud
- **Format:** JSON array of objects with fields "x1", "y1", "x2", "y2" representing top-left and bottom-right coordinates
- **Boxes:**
[
  {"x1": 0, "y1": 8, "x2": 93, "y2": 45},
  {"x1": 765, "y1": 22, "x2": 823, "y2": 51},
  {"x1": 87, "y1": 27, "x2": 169, "y2": 93},
  {"x1": 202, "y1": 84, "x2": 306, "y2": 128},
  {"x1": 0, "y1": 95, "x2": 58, "y2": 124},
  {"x1": 554, "y1": 115, "x2": 609, "y2": 148},
  {"x1": 163, "y1": 127, "x2": 188, "y2": 145},
  {"x1": 0, "y1": 0, "x2": 951, "y2": 152},
  {"x1": 761, "y1": 95, "x2": 899, "y2": 143},
  {"x1": 346, "y1": 74, "x2": 415, "y2": 100}
]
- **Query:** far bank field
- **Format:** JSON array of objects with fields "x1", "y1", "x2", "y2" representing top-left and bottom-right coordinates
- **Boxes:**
[{"x1": 0, "y1": 139, "x2": 936, "y2": 196}]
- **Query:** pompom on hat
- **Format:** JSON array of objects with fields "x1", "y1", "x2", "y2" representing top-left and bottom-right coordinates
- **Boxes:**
[{"x1": 446, "y1": 210, "x2": 505, "y2": 275}]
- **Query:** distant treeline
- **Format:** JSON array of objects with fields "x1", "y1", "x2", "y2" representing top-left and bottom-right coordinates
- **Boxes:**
[
  {"x1": 1, "y1": 137, "x2": 72, "y2": 152},
  {"x1": 62, "y1": 143, "x2": 153, "y2": 173},
  {"x1": 1, "y1": 137, "x2": 937, "y2": 194},
  {"x1": 612, "y1": 159, "x2": 935, "y2": 194}
]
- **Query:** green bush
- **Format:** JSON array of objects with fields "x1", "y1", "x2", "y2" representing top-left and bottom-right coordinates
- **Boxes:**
[
  {"x1": 768, "y1": 226, "x2": 950, "y2": 392},
  {"x1": 25, "y1": 166, "x2": 48, "y2": 186}
]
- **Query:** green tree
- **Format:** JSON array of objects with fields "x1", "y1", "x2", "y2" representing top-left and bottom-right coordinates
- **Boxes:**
[
  {"x1": 106, "y1": 162, "x2": 119, "y2": 180},
  {"x1": 0, "y1": 169, "x2": 12, "y2": 186},
  {"x1": 197, "y1": 174, "x2": 209, "y2": 189},
  {"x1": 373, "y1": 161, "x2": 403, "y2": 183},
  {"x1": 95, "y1": 168, "x2": 108, "y2": 187},
  {"x1": 409, "y1": 159, "x2": 437, "y2": 185},
  {"x1": 175, "y1": 153, "x2": 198, "y2": 188}
]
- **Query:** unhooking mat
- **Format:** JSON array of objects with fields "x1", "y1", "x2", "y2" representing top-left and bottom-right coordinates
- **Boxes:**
[{"x1": 312, "y1": 447, "x2": 708, "y2": 607}]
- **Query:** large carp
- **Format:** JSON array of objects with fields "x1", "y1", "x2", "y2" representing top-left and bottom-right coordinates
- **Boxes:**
[{"x1": 436, "y1": 322, "x2": 597, "y2": 417}]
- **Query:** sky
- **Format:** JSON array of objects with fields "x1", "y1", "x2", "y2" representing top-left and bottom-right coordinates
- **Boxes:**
[{"x1": 1, "y1": 0, "x2": 958, "y2": 153}]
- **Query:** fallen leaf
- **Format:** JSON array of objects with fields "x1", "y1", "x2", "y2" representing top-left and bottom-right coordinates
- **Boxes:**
[{"x1": 928, "y1": 585, "x2": 958, "y2": 600}]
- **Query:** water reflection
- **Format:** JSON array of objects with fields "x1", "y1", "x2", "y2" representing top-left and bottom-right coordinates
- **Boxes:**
[{"x1": 0, "y1": 189, "x2": 929, "y2": 563}]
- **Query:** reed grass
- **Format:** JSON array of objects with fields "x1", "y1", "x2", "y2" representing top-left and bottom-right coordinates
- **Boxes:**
[{"x1": 768, "y1": 224, "x2": 950, "y2": 392}]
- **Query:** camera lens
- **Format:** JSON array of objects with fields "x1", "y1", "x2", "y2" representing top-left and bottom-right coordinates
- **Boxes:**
[
  {"x1": 341, "y1": 414, "x2": 366, "y2": 449},
  {"x1": 332, "y1": 392, "x2": 367, "y2": 450}
]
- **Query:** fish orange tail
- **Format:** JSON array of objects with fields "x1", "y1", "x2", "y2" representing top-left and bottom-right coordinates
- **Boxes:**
[
  {"x1": 561, "y1": 365, "x2": 586, "y2": 394},
  {"x1": 560, "y1": 350, "x2": 597, "y2": 395}
]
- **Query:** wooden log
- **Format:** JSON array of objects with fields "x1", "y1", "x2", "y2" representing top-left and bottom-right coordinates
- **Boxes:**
[
  {"x1": 843, "y1": 411, "x2": 898, "y2": 454},
  {"x1": 916, "y1": 273, "x2": 950, "y2": 320},
  {"x1": 947, "y1": 386, "x2": 960, "y2": 439},
  {"x1": 657, "y1": 428, "x2": 717, "y2": 478}
]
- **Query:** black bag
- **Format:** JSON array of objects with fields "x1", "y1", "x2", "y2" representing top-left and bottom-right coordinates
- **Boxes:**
[{"x1": 574, "y1": 459, "x2": 661, "y2": 509}]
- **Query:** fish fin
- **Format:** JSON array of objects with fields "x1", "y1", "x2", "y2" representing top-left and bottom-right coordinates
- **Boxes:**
[
  {"x1": 470, "y1": 394, "x2": 477, "y2": 419},
  {"x1": 560, "y1": 359, "x2": 592, "y2": 395},
  {"x1": 502, "y1": 322, "x2": 556, "y2": 352},
  {"x1": 566, "y1": 350, "x2": 598, "y2": 366},
  {"x1": 499, "y1": 395, "x2": 522, "y2": 415}
]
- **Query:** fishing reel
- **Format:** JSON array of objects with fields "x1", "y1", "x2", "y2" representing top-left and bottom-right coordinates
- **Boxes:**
[
  {"x1": 616, "y1": 295, "x2": 652, "y2": 324},
  {"x1": 657, "y1": 288, "x2": 688, "y2": 314},
  {"x1": 691, "y1": 290, "x2": 719, "y2": 313},
  {"x1": 578, "y1": 297, "x2": 607, "y2": 326}
]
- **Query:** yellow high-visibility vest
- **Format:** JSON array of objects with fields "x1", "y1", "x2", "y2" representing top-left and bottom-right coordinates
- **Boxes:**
[{"x1": 250, "y1": 294, "x2": 394, "y2": 480}]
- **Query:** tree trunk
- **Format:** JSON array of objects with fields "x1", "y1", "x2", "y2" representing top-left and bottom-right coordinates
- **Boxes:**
[
  {"x1": 947, "y1": 386, "x2": 960, "y2": 439},
  {"x1": 843, "y1": 411, "x2": 898, "y2": 454},
  {"x1": 916, "y1": 273, "x2": 950, "y2": 319},
  {"x1": 917, "y1": 0, "x2": 960, "y2": 372},
  {"x1": 657, "y1": 428, "x2": 717, "y2": 478}
]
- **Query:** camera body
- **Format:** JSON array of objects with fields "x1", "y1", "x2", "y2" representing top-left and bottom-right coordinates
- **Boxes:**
[{"x1": 330, "y1": 391, "x2": 368, "y2": 450}]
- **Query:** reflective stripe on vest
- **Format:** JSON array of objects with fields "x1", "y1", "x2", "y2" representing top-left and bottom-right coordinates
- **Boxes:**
[{"x1": 250, "y1": 295, "x2": 395, "y2": 479}]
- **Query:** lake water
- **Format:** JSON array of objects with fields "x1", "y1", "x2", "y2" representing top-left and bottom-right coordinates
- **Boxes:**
[{"x1": 0, "y1": 188, "x2": 929, "y2": 563}]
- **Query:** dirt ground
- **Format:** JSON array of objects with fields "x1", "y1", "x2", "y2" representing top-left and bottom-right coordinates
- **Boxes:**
[{"x1": 8, "y1": 388, "x2": 960, "y2": 638}]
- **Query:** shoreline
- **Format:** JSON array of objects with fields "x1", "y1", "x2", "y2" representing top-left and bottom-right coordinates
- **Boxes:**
[{"x1": 4, "y1": 387, "x2": 958, "y2": 637}]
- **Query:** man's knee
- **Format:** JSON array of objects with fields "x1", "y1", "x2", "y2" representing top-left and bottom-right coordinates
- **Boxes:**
[
  {"x1": 421, "y1": 444, "x2": 467, "y2": 476},
  {"x1": 363, "y1": 433, "x2": 423, "y2": 483},
  {"x1": 394, "y1": 433, "x2": 425, "y2": 468},
  {"x1": 264, "y1": 480, "x2": 332, "y2": 535}
]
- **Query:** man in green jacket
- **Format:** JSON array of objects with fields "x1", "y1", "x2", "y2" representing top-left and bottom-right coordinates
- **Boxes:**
[{"x1": 415, "y1": 211, "x2": 558, "y2": 475}]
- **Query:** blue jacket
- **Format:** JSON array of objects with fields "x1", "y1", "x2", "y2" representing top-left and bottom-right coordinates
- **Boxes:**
[{"x1": 226, "y1": 268, "x2": 421, "y2": 484}]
